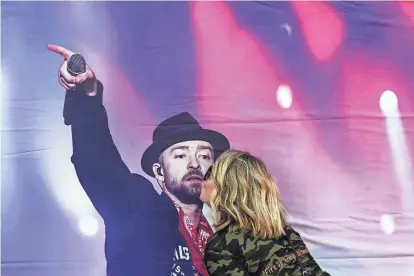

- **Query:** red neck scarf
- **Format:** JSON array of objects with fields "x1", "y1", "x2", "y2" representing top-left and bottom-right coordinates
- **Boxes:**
[{"x1": 174, "y1": 202, "x2": 214, "y2": 276}]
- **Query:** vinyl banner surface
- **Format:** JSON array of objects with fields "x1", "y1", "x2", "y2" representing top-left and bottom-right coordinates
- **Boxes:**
[{"x1": 2, "y1": 1, "x2": 414, "y2": 276}]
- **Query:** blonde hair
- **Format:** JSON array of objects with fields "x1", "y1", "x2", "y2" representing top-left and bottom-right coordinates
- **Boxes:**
[{"x1": 210, "y1": 149, "x2": 287, "y2": 238}]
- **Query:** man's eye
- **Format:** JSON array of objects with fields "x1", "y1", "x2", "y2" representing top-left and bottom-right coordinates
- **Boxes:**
[
  {"x1": 175, "y1": 154, "x2": 186, "y2": 159},
  {"x1": 201, "y1": 155, "x2": 211, "y2": 160}
]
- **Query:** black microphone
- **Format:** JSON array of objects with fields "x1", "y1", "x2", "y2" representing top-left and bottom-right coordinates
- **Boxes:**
[
  {"x1": 67, "y1": 53, "x2": 87, "y2": 76},
  {"x1": 63, "y1": 53, "x2": 87, "y2": 126}
]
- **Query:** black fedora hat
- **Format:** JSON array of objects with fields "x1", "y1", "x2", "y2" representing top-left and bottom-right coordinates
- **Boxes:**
[{"x1": 141, "y1": 112, "x2": 230, "y2": 177}]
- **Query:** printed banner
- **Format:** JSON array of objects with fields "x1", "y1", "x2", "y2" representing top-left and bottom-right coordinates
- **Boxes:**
[{"x1": 2, "y1": 1, "x2": 414, "y2": 276}]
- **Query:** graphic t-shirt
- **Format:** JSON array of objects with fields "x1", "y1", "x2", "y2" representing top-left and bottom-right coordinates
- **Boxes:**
[{"x1": 170, "y1": 203, "x2": 214, "y2": 276}]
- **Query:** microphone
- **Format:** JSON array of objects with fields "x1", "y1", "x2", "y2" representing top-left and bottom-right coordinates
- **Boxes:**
[
  {"x1": 67, "y1": 53, "x2": 87, "y2": 76},
  {"x1": 63, "y1": 53, "x2": 87, "y2": 126}
]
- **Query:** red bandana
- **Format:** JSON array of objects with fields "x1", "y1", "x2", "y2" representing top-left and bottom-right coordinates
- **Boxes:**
[{"x1": 175, "y1": 204, "x2": 213, "y2": 276}]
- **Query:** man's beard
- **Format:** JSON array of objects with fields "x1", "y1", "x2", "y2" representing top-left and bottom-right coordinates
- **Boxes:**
[{"x1": 165, "y1": 169, "x2": 204, "y2": 204}]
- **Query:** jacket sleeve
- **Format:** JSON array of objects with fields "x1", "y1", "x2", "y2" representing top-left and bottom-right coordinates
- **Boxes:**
[
  {"x1": 64, "y1": 80, "x2": 136, "y2": 220},
  {"x1": 289, "y1": 227, "x2": 331, "y2": 276},
  {"x1": 204, "y1": 236, "x2": 250, "y2": 276}
]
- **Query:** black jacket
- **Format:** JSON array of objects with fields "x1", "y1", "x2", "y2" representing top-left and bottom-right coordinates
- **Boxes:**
[{"x1": 64, "y1": 81, "x2": 195, "y2": 275}]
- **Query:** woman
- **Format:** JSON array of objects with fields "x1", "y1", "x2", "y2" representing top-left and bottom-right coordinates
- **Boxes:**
[{"x1": 200, "y1": 149, "x2": 330, "y2": 276}]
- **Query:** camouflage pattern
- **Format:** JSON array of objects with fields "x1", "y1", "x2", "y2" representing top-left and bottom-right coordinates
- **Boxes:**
[{"x1": 204, "y1": 225, "x2": 331, "y2": 276}]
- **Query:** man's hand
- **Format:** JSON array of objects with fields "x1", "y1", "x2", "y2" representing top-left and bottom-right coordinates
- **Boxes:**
[{"x1": 48, "y1": 44, "x2": 97, "y2": 96}]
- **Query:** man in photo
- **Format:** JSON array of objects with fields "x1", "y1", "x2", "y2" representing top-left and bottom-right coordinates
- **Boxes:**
[{"x1": 48, "y1": 44, "x2": 230, "y2": 276}]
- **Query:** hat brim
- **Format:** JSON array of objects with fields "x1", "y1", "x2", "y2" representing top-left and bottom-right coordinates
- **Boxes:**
[{"x1": 141, "y1": 128, "x2": 230, "y2": 177}]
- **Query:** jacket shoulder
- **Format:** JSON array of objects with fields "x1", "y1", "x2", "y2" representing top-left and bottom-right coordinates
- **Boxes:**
[
  {"x1": 130, "y1": 173, "x2": 160, "y2": 197},
  {"x1": 205, "y1": 230, "x2": 248, "y2": 275},
  {"x1": 129, "y1": 173, "x2": 176, "y2": 213},
  {"x1": 207, "y1": 229, "x2": 245, "y2": 253}
]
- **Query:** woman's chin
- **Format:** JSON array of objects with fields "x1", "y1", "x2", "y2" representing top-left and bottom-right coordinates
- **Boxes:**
[
  {"x1": 199, "y1": 196, "x2": 207, "y2": 204},
  {"x1": 199, "y1": 196, "x2": 211, "y2": 207}
]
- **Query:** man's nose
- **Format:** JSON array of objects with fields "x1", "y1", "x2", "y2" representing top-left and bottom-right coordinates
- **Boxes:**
[{"x1": 188, "y1": 155, "x2": 200, "y2": 170}]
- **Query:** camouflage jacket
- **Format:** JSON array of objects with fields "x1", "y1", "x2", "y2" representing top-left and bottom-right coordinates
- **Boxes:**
[{"x1": 204, "y1": 225, "x2": 330, "y2": 276}]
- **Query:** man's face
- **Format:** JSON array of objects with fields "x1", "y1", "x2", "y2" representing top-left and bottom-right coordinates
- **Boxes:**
[{"x1": 158, "y1": 140, "x2": 214, "y2": 204}]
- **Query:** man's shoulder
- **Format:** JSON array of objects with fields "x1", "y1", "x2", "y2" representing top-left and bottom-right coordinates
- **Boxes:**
[
  {"x1": 130, "y1": 173, "x2": 159, "y2": 196},
  {"x1": 126, "y1": 173, "x2": 178, "y2": 227},
  {"x1": 129, "y1": 173, "x2": 174, "y2": 208}
]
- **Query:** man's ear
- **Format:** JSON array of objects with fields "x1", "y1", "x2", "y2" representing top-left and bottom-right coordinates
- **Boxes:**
[{"x1": 152, "y1": 163, "x2": 164, "y2": 182}]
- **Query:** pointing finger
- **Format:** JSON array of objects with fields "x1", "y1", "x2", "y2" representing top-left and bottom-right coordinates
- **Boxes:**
[{"x1": 48, "y1": 44, "x2": 75, "y2": 59}]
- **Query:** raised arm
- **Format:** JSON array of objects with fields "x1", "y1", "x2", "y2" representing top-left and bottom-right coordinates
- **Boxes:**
[{"x1": 48, "y1": 44, "x2": 136, "y2": 220}]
